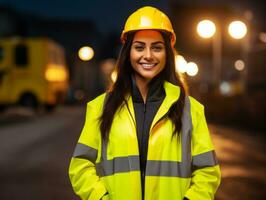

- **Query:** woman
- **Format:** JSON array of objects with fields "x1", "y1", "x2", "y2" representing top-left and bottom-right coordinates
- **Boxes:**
[{"x1": 69, "y1": 6, "x2": 221, "y2": 200}]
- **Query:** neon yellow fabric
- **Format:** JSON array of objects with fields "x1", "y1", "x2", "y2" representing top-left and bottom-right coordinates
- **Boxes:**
[
  {"x1": 69, "y1": 81, "x2": 221, "y2": 200},
  {"x1": 184, "y1": 97, "x2": 221, "y2": 199}
]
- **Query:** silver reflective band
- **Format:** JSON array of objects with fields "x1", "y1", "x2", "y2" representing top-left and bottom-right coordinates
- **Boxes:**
[
  {"x1": 144, "y1": 96, "x2": 193, "y2": 178},
  {"x1": 96, "y1": 156, "x2": 140, "y2": 177},
  {"x1": 192, "y1": 150, "x2": 218, "y2": 170},
  {"x1": 96, "y1": 97, "x2": 194, "y2": 178},
  {"x1": 96, "y1": 151, "x2": 218, "y2": 178},
  {"x1": 145, "y1": 160, "x2": 191, "y2": 178},
  {"x1": 89, "y1": 96, "x2": 217, "y2": 178},
  {"x1": 73, "y1": 143, "x2": 98, "y2": 163}
]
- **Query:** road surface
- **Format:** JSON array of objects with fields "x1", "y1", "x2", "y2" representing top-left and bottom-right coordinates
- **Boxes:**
[
  {"x1": 211, "y1": 124, "x2": 266, "y2": 200},
  {"x1": 0, "y1": 106, "x2": 265, "y2": 199}
]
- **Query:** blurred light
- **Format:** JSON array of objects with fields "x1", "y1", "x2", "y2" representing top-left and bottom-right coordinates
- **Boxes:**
[
  {"x1": 228, "y1": 21, "x2": 247, "y2": 39},
  {"x1": 220, "y1": 81, "x2": 231, "y2": 95},
  {"x1": 45, "y1": 64, "x2": 68, "y2": 82},
  {"x1": 234, "y1": 60, "x2": 245, "y2": 71},
  {"x1": 197, "y1": 20, "x2": 216, "y2": 38},
  {"x1": 175, "y1": 55, "x2": 187, "y2": 73},
  {"x1": 186, "y1": 62, "x2": 198, "y2": 76},
  {"x1": 78, "y1": 46, "x2": 94, "y2": 61},
  {"x1": 100, "y1": 58, "x2": 116, "y2": 75},
  {"x1": 111, "y1": 70, "x2": 117, "y2": 83},
  {"x1": 259, "y1": 32, "x2": 266, "y2": 43}
]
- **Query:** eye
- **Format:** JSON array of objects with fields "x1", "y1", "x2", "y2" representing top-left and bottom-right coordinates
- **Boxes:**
[
  {"x1": 152, "y1": 45, "x2": 164, "y2": 52},
  {"x1": 133, "y1": 45, "x2": 144, "y2": 51}
]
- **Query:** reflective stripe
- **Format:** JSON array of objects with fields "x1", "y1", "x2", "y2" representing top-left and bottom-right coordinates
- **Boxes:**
[
  {"x1": 97, "y1": 96, "x2": 194, "y2": 178},
  {"x1": 97, "y1": 96, "x2": 217, "y2": 178},
  {"x1": 96, "y1": 150, "x2": 218, "y2": 178},
  {"x1": 146, "y1": 96, "x2": 193, "y2": 178},
  {"x1": 146, "y1": 160, "x2": 191, "y2": 178},
  {"x1": 96, "y1": 156, "x2": 140, "y2": 176},
  {"x1": 192, "y1": 150, "x2": 218, "y2": 170},
  {"x1": 146, "y1": 151, "x2": 218, "y2": 177},
  {"x1": 73, "y1": 143, "x2": 98, "y2": 163},
  {"x1": 179, "y1": 96, "x2": 192, "y2": 169}
]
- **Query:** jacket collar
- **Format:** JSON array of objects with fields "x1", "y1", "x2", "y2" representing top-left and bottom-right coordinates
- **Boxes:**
[
  {"x1": 163, "y1": 81, "x2": 181, "y2": 104},
  {"x1": 131, "y1": 76, "x2": 165, "y2": 103},
  {"x1": 149, "y1": 81, "x2": 180, "y2": 128},
  {"x1": 126, "y1": 80, "x2": 181, "y2": 130}
]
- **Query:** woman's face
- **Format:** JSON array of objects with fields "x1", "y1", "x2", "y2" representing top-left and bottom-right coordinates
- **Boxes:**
[{"x1": 130, "y1": 30, "x2": 166, "y2": 83}]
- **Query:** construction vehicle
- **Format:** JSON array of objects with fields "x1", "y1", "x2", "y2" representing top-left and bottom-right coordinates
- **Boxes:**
[{"x1": 0, "y1": 37, "x2": 69, "y2": 111}]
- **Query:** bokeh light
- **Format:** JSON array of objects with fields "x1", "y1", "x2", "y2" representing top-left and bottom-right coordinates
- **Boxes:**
[
  {"x1": 78, "y1": 46, "x2": 94, "y2": 61},
  {"x1": 186, "y1": 62, "x2": 198, "y2": 76},
  {"x1": 228, "y1": 21, "x2": 247, "y2": 39},
  {"x1": 234, "y1": 59, "x2": 245, "y2": 71},
  {"x1": 197, "y1": 20, "x2": 216, "y2": 38},
  {"x1": 175, "y1": 55, "x2": 187, "y2": 73}
]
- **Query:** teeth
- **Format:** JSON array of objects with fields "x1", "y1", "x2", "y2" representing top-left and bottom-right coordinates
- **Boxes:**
[{"x1": 141, "y1": 63, "x2": 156, "y2": 69}]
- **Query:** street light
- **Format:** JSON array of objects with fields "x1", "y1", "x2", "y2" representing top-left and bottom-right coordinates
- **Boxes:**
[
  {"x1": 77, "y1": 46, "x2": 95, "y2": 98},
  {"x1": 78, "y1": 46, "x2": 94, "y2": 61},
  {"x1": 197, "y1": 19, "x2": 248, "y2": 90},
  {"x1": 197, "y1": 20, "x2": 216, "y2": 38},
  {"x1": 228, "y1": 20, "x2": 248, "y2": 92},
  {"x1": 197, "y1": 19, "x2": 221, "y2": 87},
  {"x1": 228, "y1": 21, "x2": 247, "y2": 39}
]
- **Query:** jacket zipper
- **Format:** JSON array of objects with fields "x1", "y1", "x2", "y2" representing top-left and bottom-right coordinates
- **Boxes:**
[
  {"x1": 125, "y1": 99, "x2": 179, "y2": 199},
  {"x1": 141, "y1": 102, "x2": 146, "y2": 200},
  {"x1": 141, "y1": 102, "x2": 146, "y2": 179}
]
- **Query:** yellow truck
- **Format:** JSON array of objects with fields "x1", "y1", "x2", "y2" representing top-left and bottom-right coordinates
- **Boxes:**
[{"x1": 0, "y1": 37, "x2": 69, "y2": 111}]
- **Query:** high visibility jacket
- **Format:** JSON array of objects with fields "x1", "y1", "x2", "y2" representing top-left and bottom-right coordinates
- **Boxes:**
[{"x1": 69, "y1": 81, "x2": 221, "y2": 200}]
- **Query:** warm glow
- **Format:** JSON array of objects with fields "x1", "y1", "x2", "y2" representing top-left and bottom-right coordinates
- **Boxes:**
[
  {"x1": 197, "y1": 20, "x2": 216, "y2": 38},
  {"x1": 175, "y1": 55, "x2": 187, "y2": 73},
  {"x1": 234, "y1": 60, "x2": 245, "y2": 71},
  {"x1": 78, "y1": 46, "x2": 94, "y2": 61},
  {"x1": 101, "y1": 59, "x2": 116, "y2": 75},
  {"x1": 111, "y1": 70, "x2": 117, "y2": 82},
  {"x1": 45, "y1": 65, "x2": 68, "y2": 82},
  {"x1": 259, "y1": 32, "x2": 266, "y2": 43},
  {"x1": 228, "y1": 21, "x2": 247, "y2": 39},
  {"x1": 186, "y1": 62, "x2": 198, "y2": 76}
]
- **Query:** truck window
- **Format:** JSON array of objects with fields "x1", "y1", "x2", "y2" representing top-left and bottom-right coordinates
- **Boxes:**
[
  {"x1": 15, "y1": 44, "x2": 28, "y2": 67},
  {"x1": 0, "y1": 46, "x2": 3, "y2": 62}
]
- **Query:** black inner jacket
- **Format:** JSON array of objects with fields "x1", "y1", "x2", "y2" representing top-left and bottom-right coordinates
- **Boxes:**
[{"x1": 131, "y1": 76, "x2": 165, "y2": 197}]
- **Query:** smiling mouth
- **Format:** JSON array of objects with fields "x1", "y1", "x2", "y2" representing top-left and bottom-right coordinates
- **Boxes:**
[{"x1": 140, "y1": 63, "x2": 157, "y2": 69}]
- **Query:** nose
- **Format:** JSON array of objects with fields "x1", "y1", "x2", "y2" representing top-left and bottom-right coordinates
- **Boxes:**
[{"x1": 143, "y1": 48, "x2": 152, "y2": 60}]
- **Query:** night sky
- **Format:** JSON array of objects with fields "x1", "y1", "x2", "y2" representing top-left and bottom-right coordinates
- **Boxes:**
[
  {"x1": 0, "y1": 0, "x2": 264, "y2": 35},
  {"x1": 0, "y1": 0, "x2": 169, "y2": 35}
]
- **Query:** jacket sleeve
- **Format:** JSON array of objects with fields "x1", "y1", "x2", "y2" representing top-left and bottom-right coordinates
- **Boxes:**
[
  {"x1": 69, "y1": 101, "x2": 108, "y2": 200},
  {"x1": 185, "y1": 101, "x2": 221, "y2": 200}
]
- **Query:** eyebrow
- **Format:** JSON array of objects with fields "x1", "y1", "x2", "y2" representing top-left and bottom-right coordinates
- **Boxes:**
[{"x1": 132, "y1": 41, "x2": 165, "y2": 45}]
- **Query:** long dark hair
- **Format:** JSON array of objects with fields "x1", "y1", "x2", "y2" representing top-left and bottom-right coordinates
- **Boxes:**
[{"x1": 100, "y1": 31, "x2": 187, "y2": 142}]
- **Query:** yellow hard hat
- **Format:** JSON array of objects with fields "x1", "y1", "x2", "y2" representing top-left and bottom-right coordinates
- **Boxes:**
[{"x1": 121, "y1": 6, "x2": 176, "y2": 45}]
